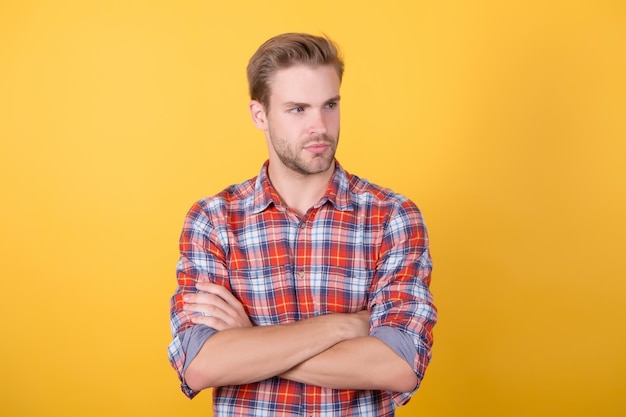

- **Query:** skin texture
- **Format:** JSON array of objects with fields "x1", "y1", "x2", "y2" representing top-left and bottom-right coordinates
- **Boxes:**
[
  {"x1": 249, "y1": 64, "x2": 340, "y2": 215},
  {"x1": 183, "y1": 65, "x2": 418, "y2": 393}
]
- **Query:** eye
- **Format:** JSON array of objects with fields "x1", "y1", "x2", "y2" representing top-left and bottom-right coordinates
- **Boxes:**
[
  {"x1": 326, "y1": 102, "x2": 337, "y2": 109},
  {"x1": 290, "y1": 106, "x2": 305, "y2": 114}
]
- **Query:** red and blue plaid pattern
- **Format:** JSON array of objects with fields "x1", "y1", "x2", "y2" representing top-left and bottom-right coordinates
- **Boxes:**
[{"x1": 169, "y1": 161, "x2": 436, "y2": 416}]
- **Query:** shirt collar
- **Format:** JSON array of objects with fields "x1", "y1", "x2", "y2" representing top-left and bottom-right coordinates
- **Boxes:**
[{"x1": 251, "y1": 160, "x2": 354, "y2": 215}]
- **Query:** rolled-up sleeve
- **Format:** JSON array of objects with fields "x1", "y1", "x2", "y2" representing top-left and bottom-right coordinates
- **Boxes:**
[
  {"x1": 168, "y1": 324, "x2": 217, "y2": 398},
  {"x1": 168, "y1": 200, "x2": 229, "y2": 398},
  {"x1": 368, "y1": 200, "x2": 437, "y2": 406}
]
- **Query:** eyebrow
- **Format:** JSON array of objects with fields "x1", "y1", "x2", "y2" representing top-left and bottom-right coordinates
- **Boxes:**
[{"x1": 282, "y1": 95, "x2": 341, "y2": 109}]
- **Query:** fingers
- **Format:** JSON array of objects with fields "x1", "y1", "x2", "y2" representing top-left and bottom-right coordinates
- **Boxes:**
[
  {"x1": 196, "y1": 282, "x2": 245, "y2": 311},
  {"x1": 184, "y1": 292, "x2": 229, "y2": 315},
  {"x1": 182, "y1": 283, "x2": 252, "y2": 330},
  {"x1": 183, "y1": 292, "x2": 235, "y2": 325},
  {"x1": 190, "y1": 312, "x2": 234, "y2": 331}
]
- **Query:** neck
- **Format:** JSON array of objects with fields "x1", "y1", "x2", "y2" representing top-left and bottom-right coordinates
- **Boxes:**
[{"x1": 267, "y1": 161, "x2": 335, "y2": 217}]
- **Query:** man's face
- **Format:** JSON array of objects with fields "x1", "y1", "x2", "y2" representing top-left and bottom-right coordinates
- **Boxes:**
[{"x1": 262, "y1": 65, "x2": 341, "y2": 176}]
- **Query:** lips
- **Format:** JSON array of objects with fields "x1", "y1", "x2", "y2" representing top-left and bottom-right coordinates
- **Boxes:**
[{"x1": 304, "y1": 143, "x2": 330, "y2": 154}]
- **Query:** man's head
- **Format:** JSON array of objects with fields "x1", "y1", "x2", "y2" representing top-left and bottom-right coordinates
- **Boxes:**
[
  {"x1": 248, "y1": 33, "x2": 343, "y2": 179},
  {"x1": 247, "y1": 33, "x2": 344, "y2": 111}
]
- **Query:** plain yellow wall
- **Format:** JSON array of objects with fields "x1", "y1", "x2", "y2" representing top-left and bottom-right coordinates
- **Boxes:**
[{"x1": 1, "y1": 1, "x2": 625, "y2": 416}]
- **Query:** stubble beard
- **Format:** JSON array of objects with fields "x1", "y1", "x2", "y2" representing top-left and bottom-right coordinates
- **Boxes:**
[{"x1": 271, "y1": 132, "x2": 339, "y2": 176}]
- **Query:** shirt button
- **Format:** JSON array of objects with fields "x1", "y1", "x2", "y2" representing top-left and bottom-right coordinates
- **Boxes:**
[
  {"x1": 297, "y1": 270, "x2": 305, "y2": 278},
  {"x1": 299, "y1": 221, "x2": 306, "y2": 229}
]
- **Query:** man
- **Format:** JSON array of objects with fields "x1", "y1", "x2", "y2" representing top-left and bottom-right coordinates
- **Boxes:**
[{"x1": 169, "y1": 32, "x2": 437, "y2": 416}]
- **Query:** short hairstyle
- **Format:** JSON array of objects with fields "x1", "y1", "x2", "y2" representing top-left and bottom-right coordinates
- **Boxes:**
[{"x1": 247, "y1": 33, "x2": 344, "y2": 110}]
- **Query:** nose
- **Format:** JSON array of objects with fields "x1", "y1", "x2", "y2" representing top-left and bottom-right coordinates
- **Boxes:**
[{"x1": 308, "y1": 110, "x2": 328, "y2": 136}]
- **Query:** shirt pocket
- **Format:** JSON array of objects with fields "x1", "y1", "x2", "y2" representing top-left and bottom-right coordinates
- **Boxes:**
[
  {"x1": 322, "y1": 266, "x2": 373, "y2": 314},
  {"x1": 229, "y1": 264, "x2": 296, "y2": 326}
]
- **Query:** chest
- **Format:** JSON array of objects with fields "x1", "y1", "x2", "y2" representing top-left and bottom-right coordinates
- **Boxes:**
[{"x1": 225, "y1": 208, "x2": 385, "y2": 324}]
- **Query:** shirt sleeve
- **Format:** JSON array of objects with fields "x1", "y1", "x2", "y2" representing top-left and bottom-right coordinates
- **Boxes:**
[
  {"x1": 168, "y1": 325, "x2": 217, "y2": 398},
  {"x1": 168, "y1": 200, "x2": 230, "y2": 399},
  {"x1": 370, "y1": 326, "x2": 417, "y2": 367},
  {"x1": 368, "y1": 199, "x2": 437, "y2": 406}
]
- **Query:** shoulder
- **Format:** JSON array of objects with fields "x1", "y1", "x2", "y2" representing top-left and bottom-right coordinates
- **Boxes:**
[
  {"x1": 186, "y1": 176, "x2": 258, "y2": 225},
  {"x1": 344, "y1": 171, "x2": 427, "y2": 227},
  {"x1": 346, "y1": 172, "x2": 411, "y2": 208}
]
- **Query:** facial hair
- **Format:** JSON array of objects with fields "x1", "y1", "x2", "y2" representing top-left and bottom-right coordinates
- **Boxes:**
[{"x1": 269, "y1": 131, "x2": 339, "y2": 176}]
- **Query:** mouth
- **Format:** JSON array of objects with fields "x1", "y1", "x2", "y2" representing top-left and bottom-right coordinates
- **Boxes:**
[
  {"x1": 303, "y1": 135, "x2": 334, "y2": 155},
  {"x1": 304, "y1": 143, "x2": 331, "y2": 154}
]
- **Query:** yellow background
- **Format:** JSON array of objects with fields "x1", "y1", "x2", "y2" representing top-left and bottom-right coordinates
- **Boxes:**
[{"x1": 1, "y1": 1, "x2": 624, "y2": 416}]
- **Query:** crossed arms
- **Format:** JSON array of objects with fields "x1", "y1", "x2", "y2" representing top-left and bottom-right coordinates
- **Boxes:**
[
  {"x1": 181, "y1": 282, "x2": 418, "y2": 393},
  {"x1": 169, "y1": 198, "x2": 436, "y2": 398}
]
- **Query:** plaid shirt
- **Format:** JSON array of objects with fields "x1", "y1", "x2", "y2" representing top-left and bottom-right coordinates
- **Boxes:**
[{"x1": 169, "y1": 161, "x2": 437, "y2": 416}]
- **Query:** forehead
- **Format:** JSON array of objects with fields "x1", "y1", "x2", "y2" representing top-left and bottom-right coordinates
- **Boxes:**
[{"x1": 268, "y1": 65, "x2": 340, "y2": 105}]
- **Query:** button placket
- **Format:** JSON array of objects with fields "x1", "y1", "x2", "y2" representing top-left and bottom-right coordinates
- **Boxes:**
[{"x1": 296, "y1": 219, "x2": 307, "y2": 280}]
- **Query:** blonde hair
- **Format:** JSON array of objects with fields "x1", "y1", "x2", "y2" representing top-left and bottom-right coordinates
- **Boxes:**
[{"x1": 247, "y1": 33, "x2": 344, "y2": 110}]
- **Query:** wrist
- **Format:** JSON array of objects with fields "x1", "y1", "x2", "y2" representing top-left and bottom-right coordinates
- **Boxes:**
[{"x1": 312, "y1": 311, "x2": 369, "y2": 341}]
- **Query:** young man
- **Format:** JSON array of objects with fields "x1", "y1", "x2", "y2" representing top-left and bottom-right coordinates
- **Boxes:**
[{"x1": 168, "y1": 33, "x2": 437, "y2": 416}]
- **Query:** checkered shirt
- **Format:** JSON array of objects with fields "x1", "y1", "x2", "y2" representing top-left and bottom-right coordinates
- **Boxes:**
[{"x1": 168, "y1": 161, "x2": 437, "y2": 416}]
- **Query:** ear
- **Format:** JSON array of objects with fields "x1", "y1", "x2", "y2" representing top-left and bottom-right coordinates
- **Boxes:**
[{"x1": 249, "y1": 100, "x2": 268, "y2": 130}]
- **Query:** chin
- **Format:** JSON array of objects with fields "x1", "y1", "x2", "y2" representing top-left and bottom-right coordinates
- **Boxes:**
[{"x1": 308, "y1": 158, "x2": 334, "y2": 174}]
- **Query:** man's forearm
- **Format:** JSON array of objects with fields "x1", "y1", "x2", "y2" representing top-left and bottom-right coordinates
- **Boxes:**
[
  {"x1": 184, "y1": 312, "x2": 368, "y2": 391},
  {"x1": 279, "y1": 336, "x2": 418, "y2": 393}
]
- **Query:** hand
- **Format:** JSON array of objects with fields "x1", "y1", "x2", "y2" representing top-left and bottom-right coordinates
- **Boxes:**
[{"x1": 183, "y1": 282, "x2": 253, "y2": 331}]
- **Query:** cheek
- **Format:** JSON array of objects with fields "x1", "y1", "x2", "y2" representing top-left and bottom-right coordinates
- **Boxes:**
[
  {"x1": 327, "y1": 113, "x2": 341, "y2": 133},
  {"x1": 271, "y1": 117, "x2": 302, "y2": 137}
]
